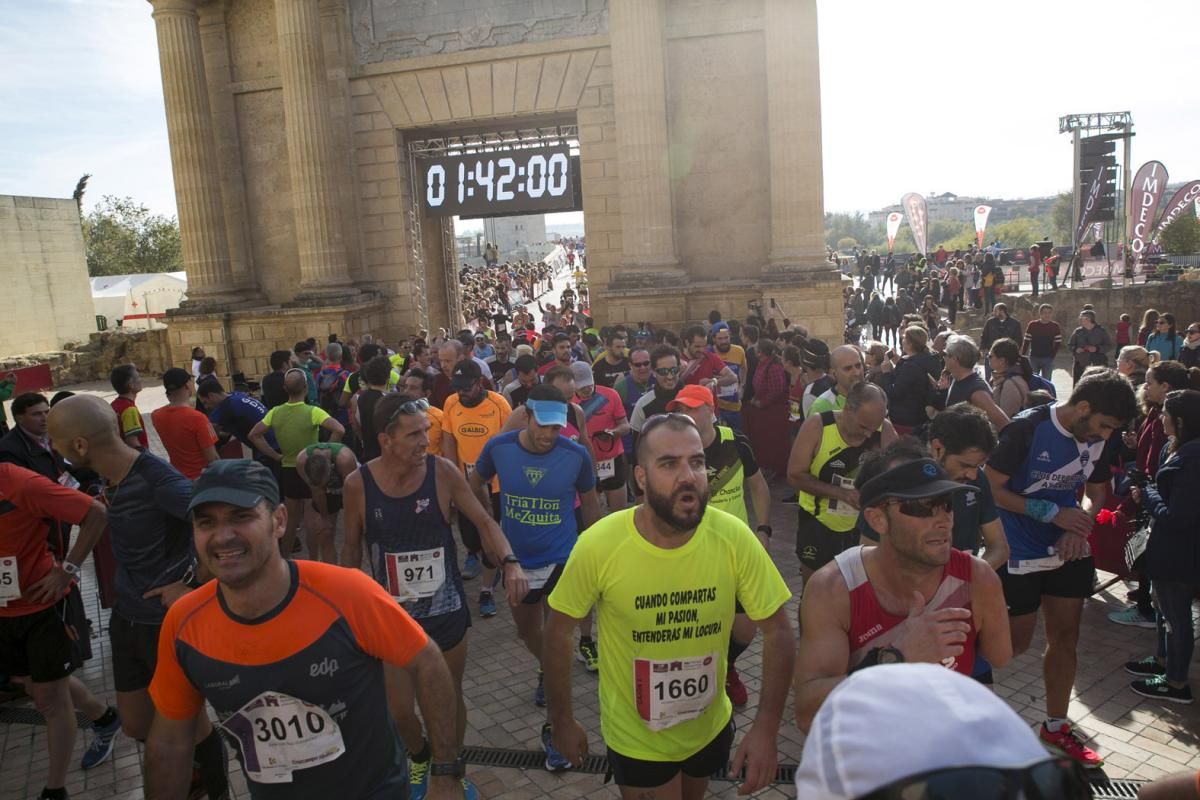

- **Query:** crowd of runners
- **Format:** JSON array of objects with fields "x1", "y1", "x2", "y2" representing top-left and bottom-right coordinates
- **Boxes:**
[{"x1": 1, "y1": 253, "x2": 1198, "y2": 800}]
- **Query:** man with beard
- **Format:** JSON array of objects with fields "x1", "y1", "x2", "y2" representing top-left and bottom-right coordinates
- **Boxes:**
[
  {"x1": 542, "y1": 413, "x2": 793, "y2": 798},
  {"x1": 591, "y1": 330, "x2": 630, "y2": 389},
  {"x1": 984, "y1": 368, "x2": 1135, "y2": 767},
  {"x1": 793, "y1": 445, "x2": 1011, "y2": 732},
  {"x1": 441, "y1": 360, "x2": 511, "y2": 609},
  {"x1": 679, "y1": 325, "x2": 737, "y2": 393},
  {"x1": 469, "y1": 385, "x2": 599, "y2": 771},
  {"x1": 145, "y1": 459, "x2": 466, "y2": 800},
  {"x1": 808, "y1": 345, "x2": 865, "y2": 415},
  {"x1": 628, "y1": 345, "x2": 684, "y2": 481},
  {"x1": 709, "y1": 323, "x2": 747, "y2": 430}
]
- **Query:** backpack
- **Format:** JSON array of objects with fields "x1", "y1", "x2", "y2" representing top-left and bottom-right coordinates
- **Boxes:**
[
  {"x1": 318, "y1": 367, "x2": 348, "y2": 413},
  {"x1": 1027, "y1": 372, "x2": 1057, "y2": 398}
]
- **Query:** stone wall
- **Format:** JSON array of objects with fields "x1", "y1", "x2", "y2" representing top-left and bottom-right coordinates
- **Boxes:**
[
  {"x1": 1000, "y1": 281, "x2": 1200, "y2": 340},
  {"x1": 0, "y1": 195, "x2": 97, "y2": 357},
  {"x1": 0, "y1": 329, "x2": 173, "y2": 389}
]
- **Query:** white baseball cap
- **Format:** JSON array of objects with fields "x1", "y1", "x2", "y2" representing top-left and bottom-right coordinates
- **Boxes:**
[{"x1": 795, "y1": 664, "x2": 1051, "y2": 799}]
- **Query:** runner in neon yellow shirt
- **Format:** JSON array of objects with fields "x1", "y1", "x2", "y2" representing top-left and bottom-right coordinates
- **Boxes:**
[{"x1": 543, "y1": 414, "x2": 793, "y2": 796}]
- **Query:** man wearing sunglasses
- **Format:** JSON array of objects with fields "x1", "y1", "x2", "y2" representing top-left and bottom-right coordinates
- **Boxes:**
[
  {"x1": 796, "y1": 663, "x2": 1092, "y2": 800},
  {"x1": 628, "y1": 346, "x2": 685, "y2": 485},
  {"x1": 614, "y1": 348, "x2": 654, "y2": 453},
  {"x1": 794, "y1": 448, "x2": 1012, "y2": 732},
  {"x1": 984, "y1": 368, "x2": 1135, "y2": 768}
]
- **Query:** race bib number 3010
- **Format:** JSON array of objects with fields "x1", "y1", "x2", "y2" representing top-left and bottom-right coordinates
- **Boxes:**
[
  {"x1": 633, "y1": 654, "x2": 717, "y2": 731},
  {"x1": 220, "y1": 692, "x2": 345, "y2": 784}
]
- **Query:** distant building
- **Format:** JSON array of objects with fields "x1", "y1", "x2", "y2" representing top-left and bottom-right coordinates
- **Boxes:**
[
  {"x1": 0, "y1": 195, "x2": 96, "y2": 356},
  {"x1": 483, "y1": 214, "x2": 548, "y2": 255}
]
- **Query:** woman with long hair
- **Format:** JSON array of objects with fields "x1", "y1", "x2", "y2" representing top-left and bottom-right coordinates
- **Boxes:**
[
  {"x1": 1137, "y1": 309, "x2": 1160, "y2": 347},
  {"x1": 1126, "y1": 389, "x2": 1200, "y2": 704},
  {"x1": 987, "y1": 338, "x2": 1031, "y2": 417},
  {"x1": 1147, "y1": 312, "x2": 1183, "y2": 362}
]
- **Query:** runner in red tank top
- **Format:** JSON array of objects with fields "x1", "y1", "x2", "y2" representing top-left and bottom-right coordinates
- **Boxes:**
[{"x1": 793, "y1": 449, "x2": 1012, "y2": 732}]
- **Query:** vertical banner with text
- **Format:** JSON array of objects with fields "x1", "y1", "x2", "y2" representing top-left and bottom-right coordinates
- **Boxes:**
[
  {"x1": 973, "y1": 205, "x2": 993, "y2": 248},
  {"x1": 886, "y1": 212, "x2": 903, "y2": 251},
  {"x1": 1127, "y1": 161, "x2": 1169, "y2": 256},
  {"x1": 1153, "y1": 180, "x2": 1200, "y2": 241},
  {"x1": 901, "y1": 193, "x2": 928, "y2": 256},
  {"x1": 1075, "y1": 168, "x2": 1107, "y2": 246}
]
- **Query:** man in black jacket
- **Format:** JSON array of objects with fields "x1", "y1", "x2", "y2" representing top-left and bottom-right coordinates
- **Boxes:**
[{"x1": 0, "y1": 393, "x2": 68, "y2": 485}]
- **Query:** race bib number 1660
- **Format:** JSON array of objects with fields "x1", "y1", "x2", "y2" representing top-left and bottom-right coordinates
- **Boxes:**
[{"x1": 633, "y1": 654, "x2": 717, "y2": 731}]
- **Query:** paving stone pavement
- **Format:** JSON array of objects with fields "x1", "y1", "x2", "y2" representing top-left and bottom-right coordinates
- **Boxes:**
[{"x1": 2, "y1": 368, "x2": 1198, "y2": 799}]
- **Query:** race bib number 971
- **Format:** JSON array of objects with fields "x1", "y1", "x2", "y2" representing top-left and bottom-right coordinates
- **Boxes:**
[
  {"x1": 633, "y1": 654, "x2": 717, "y2": 731},
  {"x1": 219, "y1": 692, "x2": 345, "y2": 784},
  {"x1": 385, "y1": 549, "x2": 446, "y2": 602}
]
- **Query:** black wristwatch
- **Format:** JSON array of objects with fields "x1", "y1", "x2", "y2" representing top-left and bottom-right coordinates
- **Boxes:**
[
  {"x1": 181, "y1": 560, "x2": 203, "y2": 590},
  {"x1": 851, "y1": 645, "x2": 904, "y2": 672},
  {"x1": 429, "y1": 756, "x2": 466, "y2": 778},
  {"x1": 501, "y1": 554, "x2": 521, "y2": 566},
  {"x1": 756, "y1": 525, "x2": 773, "y2": 539}
]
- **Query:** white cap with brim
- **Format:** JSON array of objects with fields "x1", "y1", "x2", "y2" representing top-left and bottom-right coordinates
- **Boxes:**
[
  {"x1": 526, "y1": 399, "x2": 568, "y2": 427},
  {"x1": 795, "y1": 664, "x2": 1052, "y2": 799}
]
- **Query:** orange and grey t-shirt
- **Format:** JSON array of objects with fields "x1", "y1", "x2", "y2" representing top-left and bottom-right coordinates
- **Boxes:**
[
  {"x1": 150, "y1": 560, "x2": 428, "y2": 799},
  {"x1": 441, "y1": 390, "x2": 510, "y2": 491}
]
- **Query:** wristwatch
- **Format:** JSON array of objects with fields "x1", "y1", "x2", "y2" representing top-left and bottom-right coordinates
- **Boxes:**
[
  {"x1": 501, "y1": 554, "x2": 521, "y2": 566},
  {"x1": 181, "y1": 560, "x2": 203, "y2": 590},
  {"x1": 61, "y1": 561, "x2": 81, "y2": 578},
  {"x1": 429, "y1": 756, "x2": 466, "y2": 778},
  {"x1": 756, "y1": 525, "x2": 773, "y2": 539}
]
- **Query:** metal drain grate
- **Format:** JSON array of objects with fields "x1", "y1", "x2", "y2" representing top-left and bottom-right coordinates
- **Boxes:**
[
  {"x1": 0, "y1": 706, "x2": 92, "y2": 729},
  {"x1": 1091, "y1": 777, "x2": 1147, "y2": 799}
]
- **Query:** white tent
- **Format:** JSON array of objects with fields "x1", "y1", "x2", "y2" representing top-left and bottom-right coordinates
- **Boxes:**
[{"x1": 90, "y1": 271, "x2": 187, "y2": 330}]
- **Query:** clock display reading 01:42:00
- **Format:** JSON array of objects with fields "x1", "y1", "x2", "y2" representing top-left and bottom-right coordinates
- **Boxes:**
[{"x1": 421, "y1": 144, "x2": 574, "y2": 218}]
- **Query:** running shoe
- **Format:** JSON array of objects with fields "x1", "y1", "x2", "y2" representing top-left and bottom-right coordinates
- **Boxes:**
[
  {"x1": 461, "y1": 553, "x2": 482, "y2": 580},
  {"x1": 576, "y1": 638, "x2": 599, "y2": 672},
  {"x1": 534, "y1": 669, "x2": 546, "y2": 707},
  {"x1": 478, "y1": 591, "x2": 497, "y2": 618},
  {"x1": 462, "y1": 778, "x2": 479, "y2": 800},
  {"x1": 1108, "y1": 606, "x2": 1156, "y2": 629},
  {"x1": 408, "y1": 757, "x2": 429, "y2": 800},
  {"x1": 541, "y1": 723, "x2": 572, "y2": 772},
  {"x1": 80, "y1": 707, "x2": 122, "y2": 769},
  {"x1": 1124, "y1": 656, "x2": 1167, "y2": 678},
  {"x1": 1039, "y1": 723, "x2": 1104, "y2": 768},
  {"x1": 725, "y1": 664, "x2": 748, "y2": 708},
  {"x1": 1130, "y1": 676, "x2": 1194, "y2": 705}
]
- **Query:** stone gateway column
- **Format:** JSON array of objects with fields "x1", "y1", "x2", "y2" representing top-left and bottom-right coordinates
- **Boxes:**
[
  {"x1": 764, "y1": 0, "x2": 826, "y2": 270},
  {"x1": 275, "y1": 0, "x2": 356, "y2": 296},
  {"x1": 148, "y1": 0, "x2": 239, "y2": 303},
  {"x1": 608, "y1": 0, "x2": 681, "y2": 277}
]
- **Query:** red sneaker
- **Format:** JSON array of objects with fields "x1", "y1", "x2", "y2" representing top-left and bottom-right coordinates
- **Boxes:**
[
  {"x1": 725, "y1": 664, "x2": 748, "y2": 707},
  {"x1": 1039, "y1": 723, "x2": 1104, "y2": 768}
]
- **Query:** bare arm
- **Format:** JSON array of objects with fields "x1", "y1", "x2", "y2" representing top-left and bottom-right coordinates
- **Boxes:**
[
  {"x1": 730, "y1": 606, "x2": 796, "y2": 794},
  {"x1": 746, "y1": 471, "x2": 772, "y2": 545},
  {"x1": 248, "y1": 421, "x2": 281, "y2": 462},
  {"x1": 341, "y1": 471, "x2": 366, "y2": 570},
  {"x1": 880, "y1": 418, "x2": 898, "y2": 446},
  {"x1": 545, "y1": 608, "x2": 590, "y2": 765},
  {"x1": 787, "y1": 414, "x2": 856, "y2": 507},
  {"x1": 793, "y1": 567, "x2": 852, "y2": 732},
  {"x1": 26, "y1": 500, "x2": 108, "y2": 605},
  {"x1": 971, "y1": 390, "x2": 1011, "y2": 430},
  {"x1": 971, "y1": 557, "x2": 1013, "y2": 669},
  {"x1": 1138, "y1": 771, "x2": 1200, "y2": 800},
  {"x1": 978, "y1": 518, "x2": 1009, "y2": 571},
  {"x1": 578, "y1": 489, "x2": 601, "y2": 532},
  {"x1": 145, "y1": 713, "x2": 197, "y2": 799},
  {"x1": 349, "y1": 394, "x2": 362, "y2": 439},
  {"x1": 500, "y1": 406, "x2": 527, "y2": 434},
  {"x1": 467, "y1": 469, "x2": 493, "y2": 520},
  {"x1": 571, "y1": 404, "x2": 594, "y2": 463},
  {"x1": 716, "y1": 365, "x2": 737, "y2": 387},
  {"x1": 124, "y1": 433, "x2": 144, "y2": 449},
  {"x1": 402, "y1": 640, "x2": 464, "y2": 795},
  {"x1": 320, "y1": 416, "x2": 345, "y2": 443}
]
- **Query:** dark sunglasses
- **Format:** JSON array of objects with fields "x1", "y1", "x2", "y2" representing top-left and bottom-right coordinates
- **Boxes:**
[
  {"x1": 860, "y1": 758, "x2": 1091, "y2": 800},
  {"x1": 886, "y1": 494, "x2": 955, "y2": 517},
  {"x1": 1188, "y1": 329, "x2": 1200, "y2": 335},
  {"x1": 632, "y1": 361, "x2": 651, "y2": 368},
  {"x1": 386, "y1": 397, "x2": 429, "y2": 426},
  {"x1": 654, "y1": 366, "x2": 680, "y2": 377}
]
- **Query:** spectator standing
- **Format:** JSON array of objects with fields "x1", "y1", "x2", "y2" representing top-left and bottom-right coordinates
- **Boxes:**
[
  {"x1": 942, "y1": 336, "x2": 1010, "y2": 430},
  {"x1": 1137, "y1": 309, "x2": 1160, "y2": 347},
  {"x1": 150, "y1": 369, "x2": 219, "y2": 480},
  {"x1": 877, "y1": 326, "x2": 940, "y2": 435},
  {"x1": 1115, "y1": 313, "x2": 1133, "y2": 350},
  {"x1": 1147, "y1": 312, "x2": 1184, "y2": 362},
  {"x1": 1182, "y1": 322, "x2": 1200, "y2": 368},
  {"x1": 747, "y1": 339, "x2": 790, "y2": 477},
  {"x1": 1022, "y1": 304, "x2": 1063, "y2": 381},
  {"x1": 987, "y1": 339, "x2": 1031, "y2": 418},
  {"x1": 259, "y1": 349, "x2": 292, "y2": 410},
  {"x1": 109, "y1": 365, "x2": 148, "y2": 450},
  {"x1": 979, "y1": 304, "x2": 1022, "y2": 380},
  {"x1": 1067, "y1": 310, "x2": 1113, "y2": 384}
]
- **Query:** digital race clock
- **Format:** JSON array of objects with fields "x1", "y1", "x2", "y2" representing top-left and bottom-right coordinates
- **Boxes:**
[{"x1": 421, "y1": 144, "x2": 576, "y2": 218}]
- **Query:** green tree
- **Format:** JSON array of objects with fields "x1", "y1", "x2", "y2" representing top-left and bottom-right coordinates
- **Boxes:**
[
  {"x1": 990, "y1": 218, "x2": 1046, "y2": 252},
  {"x1": 824, "y1": 211, "x2": 874, "y2": 249},
  {"x1": 836, "y1": 236, "x2": 859, "y2": 251},
  {"x1": 82, "y1": 195, "x2": 182, "y2": 276},
  {"x1": 1159, "y1": 213, "x2": 1200, "y2": 256},
  {"x1": 1050, "y1": 191, "x2": 1072, "y2": 243}
]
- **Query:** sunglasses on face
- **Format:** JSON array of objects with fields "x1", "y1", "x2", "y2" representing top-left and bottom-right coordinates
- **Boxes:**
[
  {"x1": 1188, "y1": 329, "x2": 1200, "y2": 335},
  {"x1": 859, "y1": 759, "x2": 1091, "y2": 800},
  {"x1": 654, "y1": 366, "x2": 680, "y2": 377},
  {"x1": 632, "y1": 361, "x2": 651, "y2": 368},
  {"x1": 885, "y1": 494, "x2": 955, "y2": 517}
]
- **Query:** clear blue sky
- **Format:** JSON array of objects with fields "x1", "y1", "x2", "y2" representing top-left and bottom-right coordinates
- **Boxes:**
[{"x1": 2, "y1": 0, "x2": 1197, "y2": 222}]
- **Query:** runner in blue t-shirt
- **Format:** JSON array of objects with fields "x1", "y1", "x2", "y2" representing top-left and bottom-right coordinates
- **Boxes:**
[
  {"x1": 469, "y1": 383, "x2": 600, "y2": 770},
  {"x1": 984, "y1": 369, "x2": 1135, "y2": 768}
]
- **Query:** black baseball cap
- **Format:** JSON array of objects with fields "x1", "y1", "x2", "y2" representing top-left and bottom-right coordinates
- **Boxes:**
[
  {"x1": 163, "y1": 367, "x2": 192, "y2": 392},
  {"x1": 188, "y1": 459, "x2": 280, "y2": 511},
  {"x1": 857, "y1": 458, "x2": 976, "y2": 508},
  {"x1": 450, "y1": 359, "x2": 483, "y2": 389}
]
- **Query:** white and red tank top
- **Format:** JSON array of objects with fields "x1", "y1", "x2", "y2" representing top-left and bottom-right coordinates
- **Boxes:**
[{"x1": 835, "y1": 545, "x2": 976, "y2": 676}]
